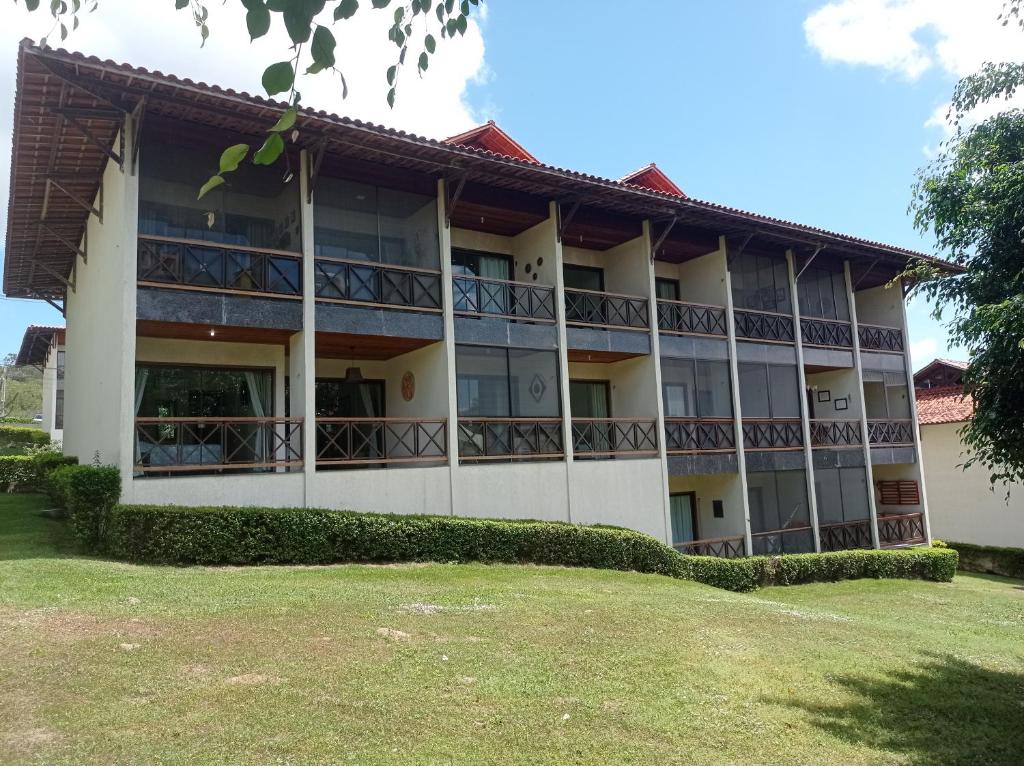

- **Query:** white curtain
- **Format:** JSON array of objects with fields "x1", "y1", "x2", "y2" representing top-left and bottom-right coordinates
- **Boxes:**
[
  {"x1": 133, "y1": 368, "x2": 149, "y2": 470},
  {"x1": 244, "y1": 372, "x2": 269, "y2": 463}
]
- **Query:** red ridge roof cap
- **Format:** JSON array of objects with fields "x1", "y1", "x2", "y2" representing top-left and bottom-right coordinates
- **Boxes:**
[
  {"x1": 619, "y1": 163, "x2": 686, "y2": 198},
  {"x1": 444, "y1": 120, "x2": 539, "y2": 164}
]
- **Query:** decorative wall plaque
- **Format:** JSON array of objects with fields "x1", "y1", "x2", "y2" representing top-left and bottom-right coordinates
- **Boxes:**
[{"x1": 401, "y1": 371, "x2": 415, "y2": 401}]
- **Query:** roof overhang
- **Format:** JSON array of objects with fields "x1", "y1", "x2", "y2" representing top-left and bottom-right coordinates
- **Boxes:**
[
  {"x1": 15, "y1": 324, "x2": 64, "y2": 366},
  {"x1": 4, "y1": 40, "x2": 960, "y2": 300}
]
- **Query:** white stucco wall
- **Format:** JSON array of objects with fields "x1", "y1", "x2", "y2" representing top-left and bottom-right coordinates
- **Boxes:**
[
  {"x1": 571, "y1": 458, "x2": 666, "y2": 537},
  {"x1": 668, "y1": 473, "x2": 747, "y2": 541},
  {"x1": 806, "y1": 368, "x2": 862, "y2": 421},
  {"x1": 125, "y1": 472, "x2": 304, "y2": 507},
  {"x1": 653, "y1": 244, "x2": 728, "y2": 306},
  {"x1": 451, "y1": 461, "x2": 570, "y2": 523},
  {"x1": 920, "y1": 422, "x2": 1024, "y2": 547},
  {"x1": 872, "y1": 462, "x2": 924, "y2": 516},
  {"x1": 854, "y1": 283, "x2": 903, "y2": 328},
  {"x1": 309, "y1": 465, "x2": 452, "y2": 515}
]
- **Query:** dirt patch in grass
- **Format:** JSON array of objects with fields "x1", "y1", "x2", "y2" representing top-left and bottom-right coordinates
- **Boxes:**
[{"x1": 0, "y1": 607, "x2": 162, "y2": 644}]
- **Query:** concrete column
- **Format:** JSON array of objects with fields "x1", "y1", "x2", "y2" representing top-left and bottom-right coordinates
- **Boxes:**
[
  {"x1": 551, "y1": 201, "x2": 576, "y2": 523},
  {"x1": 296, "y1": 150, "x2": 317, "y2": 505},
  {"x1": 118, "y1": 119, "x2": 140, "y2": 486},
  {"x1": 786, "y1": 250, "x2": 821, "y2": 552},
  {"x1": 722, "y1": 237, "x2": 754, "y2": 555},
  {"x1": 898, "y1": 287, "x2": 933, "y2": 544},
  {"x1": 438, "y1": 179, "x2": 459, "y2": 516},
  {"x1": 845, "y1": 261, "x2": 881, "y2": 548}
]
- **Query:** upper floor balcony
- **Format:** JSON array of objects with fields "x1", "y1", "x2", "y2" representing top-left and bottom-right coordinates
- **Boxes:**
[
  {"x1": 858, "y1": 323, "x2": 905, "y2": 353},
  {"x1": 656, "y1": 299, "x2": 727, "y2": 338}
]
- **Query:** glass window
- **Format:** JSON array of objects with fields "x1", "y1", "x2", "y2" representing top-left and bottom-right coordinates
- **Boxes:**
[
  {"x1": 669, "y1": 493, "x2": 697, "y2": 544},
  {"x1": 798, "y1": 266, "x2": 850, "y2": 321},
  {"x1": 885, "y1": 372, "x2": 911, "y2": 419},
  {"x1": 570, "y1": 380, "x2": 610, "y2": 419},
  {"x1": 695, "y1": 360, "x2": 733, "y2": 418},
  {"x1": 749, "y1": 470, "x2": 813, "y2": 554},
  {"x1": 738, "y1": 363, "x2": 770, "y2": 418},
  {"x1": 768, "y1": 365, "x2": 801, "y2": 418},
  {"x1": 815, "y1": 468, "x2": 844, "y2": 524},
  {"x1": 839, "y1": 467, "x2": 870, "y2": 521},
  {"x1": 776, "y1": 470, "x2": 810, "y2": 528},
  {"x1": 54, "y1": 389, "x2": 64, "y2": 430},
  {"x1": 661, "y1": 358, "x2": 697, "y2": 417},
  {"x1": 655, "y1": 277, "x2": 680, "y2": 301},
  {"x1": 314, "y1": 177, "x2": 439, "y2": 269},
  {"x1": 139, "y1": 135, "x2": 301, "y2": 253},
  {"x1": 455, "y1": 346, "x2": 561, "y2": 418},
  {"x1": 563, "y1": 264, "x2": 604, "y2": 291},
  {"x1": 730, "y1": 252, "x2": 791, "y2": 314},
  {"x1": 509, "y1": 349, "x2": 561, "y2": 417},
  {"x1": 136, "y1": 365, "x2": 272, "y2": 419},
  {"x1": 863, "y1": 381, "x2": 888, "y2": 418}
]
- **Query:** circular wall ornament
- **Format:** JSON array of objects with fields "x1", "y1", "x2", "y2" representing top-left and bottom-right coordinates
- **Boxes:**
[{"x1": 401, "y1": 371, "x2": 416, "y2": 401}]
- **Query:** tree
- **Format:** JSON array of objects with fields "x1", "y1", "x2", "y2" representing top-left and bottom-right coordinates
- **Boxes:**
[
  {"x1": 18, "y1": 0, "x2": 483, "y2": 194},
  {"x1": 908, "y1": 3, "x2": 1024, "y2": 485}
]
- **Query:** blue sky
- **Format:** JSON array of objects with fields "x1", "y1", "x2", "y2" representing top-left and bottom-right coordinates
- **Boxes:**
[{"x1": 0, "y1": 0, "x2": 1015, "y2": 364}]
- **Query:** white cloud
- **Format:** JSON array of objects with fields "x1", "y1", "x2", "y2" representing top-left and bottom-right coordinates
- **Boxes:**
[{"x1": 909, "y1": 336, "x2": 939, "y2": 368}]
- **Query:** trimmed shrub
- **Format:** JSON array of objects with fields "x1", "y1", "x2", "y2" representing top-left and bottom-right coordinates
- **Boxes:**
[
  {"x1": 0, "y1": 425, "x2": 49, "y2": 455},
  {"x1": 0, "y1": 455, "x2": 34, "y2": 491},
  {"x1": 32, "y1": 452, "x2": 79, "y2": 503},
  {"x1": 60, "y1": 466, "x2": 122, "y2": 551},
  {"x1": 103, "y1": 504, "x2": 959, "y2": 591},
  {"x1": 946, "y1": 541, "x2": 1024, "y2": 580}
]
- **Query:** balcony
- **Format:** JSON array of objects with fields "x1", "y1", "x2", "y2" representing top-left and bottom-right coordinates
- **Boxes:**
[
  {"x1": 457, "y1": 417, "x2": 564, "y2": 463},
  {"x1": 564, "y1": 288, "x2": 649, "y2": 330},
  {"x1": 733, "y1": 308, "x2": 795, "y2": 344},
  {"x1": 878, "y1": 511, "x2": 926, "y2": 547},
  {"x1": 674, "y1": 534, "x2": 746, "y2": 558},
  {"x1": 315, "y1": 418, "x2": 447, "y2": 468},
  {"x1": 800, "y1": 317, "x2": 853, "y2": 349},
  {"x1": 742, "y1": 419, "x2": 803, "y2": 450},
  {"x1": 313, "y1": 256, "x2": 442, "y2": 313},
  {"x1": 858, "y1": 323, "x2": 905, "y2": 353},
  {"x1": 571, "y1": 418, "x2": 658, "y2": 459},
  {"x1": 819, "y1": 518, "x2": 873, "y2": 552},
  {"x1": 867, "y1": 419, "x2": 915, "y2": 446},
  {"x1": 809, "y1": 419, "x2": 863, "y2": 448},
  {"x1": 664, "y1": 418, "x2": 736, "y2": 453},
  {"x1": 656, "y1": 300, "x2": 727, "y2": 337},
  {"x1": 137, "y1": 235, "x2": 302, "y2": 298},
  {"x1": 750, "y1": 526, "x2": 815, "y2": 555},
  {"x1": 134, "y1": 417, "x2": 303, "y2": 474},
  {"x1": 453, "y1": 274, "x2": 556, "y2": 323}
]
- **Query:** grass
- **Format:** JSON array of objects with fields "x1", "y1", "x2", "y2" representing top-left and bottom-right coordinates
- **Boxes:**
[{"x1": 1, "y1": 494, "x2": 1022, "y2": 766}]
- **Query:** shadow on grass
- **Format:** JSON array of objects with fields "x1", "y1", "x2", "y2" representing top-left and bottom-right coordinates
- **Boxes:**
[{"x1": 783, "y1": 652, "x2": 1024, "y2": 766}]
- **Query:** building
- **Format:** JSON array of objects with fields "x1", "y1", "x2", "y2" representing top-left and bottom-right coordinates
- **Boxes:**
[
  {"x1": 2, "y1": 41, "x2": 948, "y2": 556},
  {"x1": 13, "y1": 324, "x2": 65, "y2": 442},
  {"x1": 914, "y1": 359, "x2": 1024, "y2": 547}
]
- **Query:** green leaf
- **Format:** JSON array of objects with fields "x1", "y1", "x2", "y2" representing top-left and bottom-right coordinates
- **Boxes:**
[
  {"x1": 387, "y1": 87, "x2": 395, "y2": 108},
  {"x1": 334, "y1": 0, "x2": 358, "y2": 20},
  {"x1": 197, "y1": 174, "x2": 225, "y2": 200},
  {"x1": 268, "y1": 107, "x2": 297, "y2": 133},
  {"x1": 174, "y1": 0, "x2": 188, "y2": 8},
  {"x1": 253, "y1": 132, "x2": 285, "y2": 165},
  {"x1": 26, "y1": 0, "x2": 41, "y2": 10},
  {"x1": 386, "y1": 65, "x2": 397, "y2": 85},
  {"x1": 424, "y1": 34, "x2": 436, "y2": 53},
  {"x1": 307, "y1": 25, "x2": 336, "y2": 74},
  {"x1": 418, "y1": 52, "x2": 428, "y2": 71},
  {"x1": 262, "y1": 61, "x2": 295, "y2": 97},
  {"x1": 219, "y1": 144, "x2": 249, "y2": 173},
  {"x1": 371, "y1": 0, "x2": 390, "y2": 7},
  {"x1": 246, "y1": 4, "x2": 271, "y2": 40},
  {"x1": 455, "y1": 13, "x2": 467, "y2": 34}
]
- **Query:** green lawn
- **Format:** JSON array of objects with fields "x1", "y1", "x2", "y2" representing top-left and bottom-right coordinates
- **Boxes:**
[{"x1": 1, "y1": 494, "x2": 1022, "y2": 766}]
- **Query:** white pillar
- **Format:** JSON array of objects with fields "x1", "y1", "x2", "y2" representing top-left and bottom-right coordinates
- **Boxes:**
[
  {"x1": 898, "y1": 286, "x2": 933, "y2": 544},
  {"x1": 550, "y1": 201, "x2": 576, "y2": 524},
  {"x1": 438, "y1": 179, "x2": 459, "y2": 516},
  {"x1": 296, "y1": 150, "x2": 317, "y2": 506},
  {"x1": 644, "y1": 220, "x2": 673, "y2": 545},
  {"x1": 787, "y1": 250, "x2": 821, "y2": 552},
  {"x1": 845, "y1": 261, "x2": 881, "y2": 548}
]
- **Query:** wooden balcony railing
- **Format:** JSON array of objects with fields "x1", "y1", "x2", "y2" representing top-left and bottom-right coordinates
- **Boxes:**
[
  {"x1": 878, "y1": 512, "x2": 927, "y2": 547},
  {"x1": 571, "y1": 418, "x2": 658, "y2": 458},
  {"x1": 656, "y1": 299, "x2": 727, "y2": 337},
  {"x1": 313, "y1": 256, "x2": 442, "y2": 312},
  {"x1": 315, "y1": 418, "x2": 447, "y2": 466},
  {"x1": 453, "y1": 274, "x2": 556, "y2": 323},
  {"x1": 810, "y1": 419, "x2": 863, "y2": 448},
  {"x1": 742, "y1": 419, "x2": 803, "y2": 450},
  {"x1": 858, "y1": 323, "x2": 905, "y2": 353},
  {"x1": 750, "y1": 525, "x2": 816, "y2": 555},
  {"x1": 867, "y1": 419, "x2": 915, "y2": 446},
  {"x1": 134, "y1": 417, "x2": 303, "y2": 473},
  {"x1": 819, "y1": 518, "x2": 873, "y2": 552},
  {"x1": 137, "y1": 235, "x2": 302, "y2": 298},
  {"x1": 801, "y1": 316, "x2": 853, "y2": 348},
  {"x1": 664, "y1": 418, "x2": 736, "y2": 453},
  {"x1": 733, "y1": 308, "x2": 795, "y2": 343},
  {"x1": 674, "y1": 535, "x2": 746, "y2": 558},
  {"x1": 458, "y1": 417, "x2": 564, "y2": 462},
  {"x1": 564, "y1": 287, "x2": 650, "y2": 330}
]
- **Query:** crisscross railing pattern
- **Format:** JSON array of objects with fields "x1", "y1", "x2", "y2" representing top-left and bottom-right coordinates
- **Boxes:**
[
  {"x1": 571, "y1": 419, "x2": 658, "y2": 458},
  {"x1": 858, "y1": 323, "x2": 905, "y2": 352},
  {"x1": 452, "y1": 274, "x2": 556, "y2": 323},
  {"x1": 810, "y1": 419, "x2": 863, "y2": 448},
  {"x1": 733, "y1": 308, "x2": 796, "y2": 343},
  {"x1": 457, "y1": 418, "x2": 564, "y2": 461},
  {"x1": 137, "y1": 236, "x2": 302, "y2": 297},
  {"x1": 656, "y1": 300, "x2": 727, "y2": 336},
  {"x1": 742, "y1": 419, "x2": 803, "y2": 450},
  {"x1": 819, "y1": 518, "x2": 873, "y2": 552},
  {"x1": 313, "y1": 256, "x2": 442, "y2": 311},
  {"x1": 315, "y1": 418, "x2": 447, "y2": 466},
  {"x1": 801, "y1": 317, "x2": 853, "y2": 348},
  {"x1": 750, "y1": 526, "x2": 815, "y2": 555},
  {"x1": 664, "y1": 418, "x2": 736, "y2": 453},
  {"x1": 564, "y1": 288, "x2": 649, "y2": 329},
  {"x1": 877, "y1": 512, "x2": 926, "y2": 546},
  {"x1": 134, "y1": 417, "x2": 303, "y2": 473},
  {"x1": 674, "y1": 535, "x2": 746, "y2": 558},
  {"x1": 867, "y1": 419, "x2": 915, "y2": 446}
]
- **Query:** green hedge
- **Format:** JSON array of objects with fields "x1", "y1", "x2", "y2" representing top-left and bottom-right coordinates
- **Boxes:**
[
  {"x1": 55, "y1": 466, "x2": 122, "y2": 550},
  {"x1": 0, "y1": 455, "x2": 33, "y2": 490},
  {"x1": 103, "y1": 505, "x2": 958, "y2": 591},
  {"x1": 0, "y1": 452, "x2": 78, "y2": 495},
  {"x1": 0, "y1": 425, "x2": 49, "y2": 454},
  {"x1": 945, "y1": 541, "x2": 1024, "y2": 580}
]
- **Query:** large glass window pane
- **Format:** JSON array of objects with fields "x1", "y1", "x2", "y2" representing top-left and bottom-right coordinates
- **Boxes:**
[
  {"x1": 832, "y1": 271, "x2": 850, "y2": 321},
  {"x1": 738, "y1": 363, "x2": 770, "y2": 418},
  {"x1": 839, "y1": 467, "x2": 870, "y2": 521},
  {"x1": 815, "y1": 467, "x2": 844, "y2": 524},
  {"x1": 863, "y1": 381, "x2": 888, "y2": 418},
  {"x1": 768, "y1": 365, "x2": 801, "y2": 418},
  {"x1": 756, "y1": 255, "x2": 776, "y2": 312},
  {"x1": 139, "y1": 135, "x2": 300, "y2": 252},
  {"x1": 455, "y1": 346, "x2": 510, "y2": 417},
  {"x1": 798, "y1": 272, "x2": 823, "y2": 319},
  {"x1": 509, "y1": 349, "x2": 561, "y2": 417},
  {"x1": 669, "y1": 494, "x2": 697, "y2": 544},
  {"x1": 570, "y1": 381, "x2": 609, "y2": 418},
  {"x1": 776, "y1": 469, "x2": 810, "y2": 528},
  {"x1": 772, "y1": 258, "x2": 792, "y2": 314},
  {"x1": 696, "y1": 360, "x2": 733, "y2": 418},
  {"x1": 655, "y1": 278, "x2": 680, "y2": 301},
  {"x1": 747, "y1": 472, "x2": 781, "y2": 532},
  {"x1": 563, "y1": 264, "x2": 604, "y2": 291},
  {"x1": 378, "y1": 187, "x2": 439, "y2": 268},
  {"x1": 885, "y1": 372, "x2": 912, "y2": 419},
  {"x1": 661, "y1": 358, "x2": 697, "y2": 417}
]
